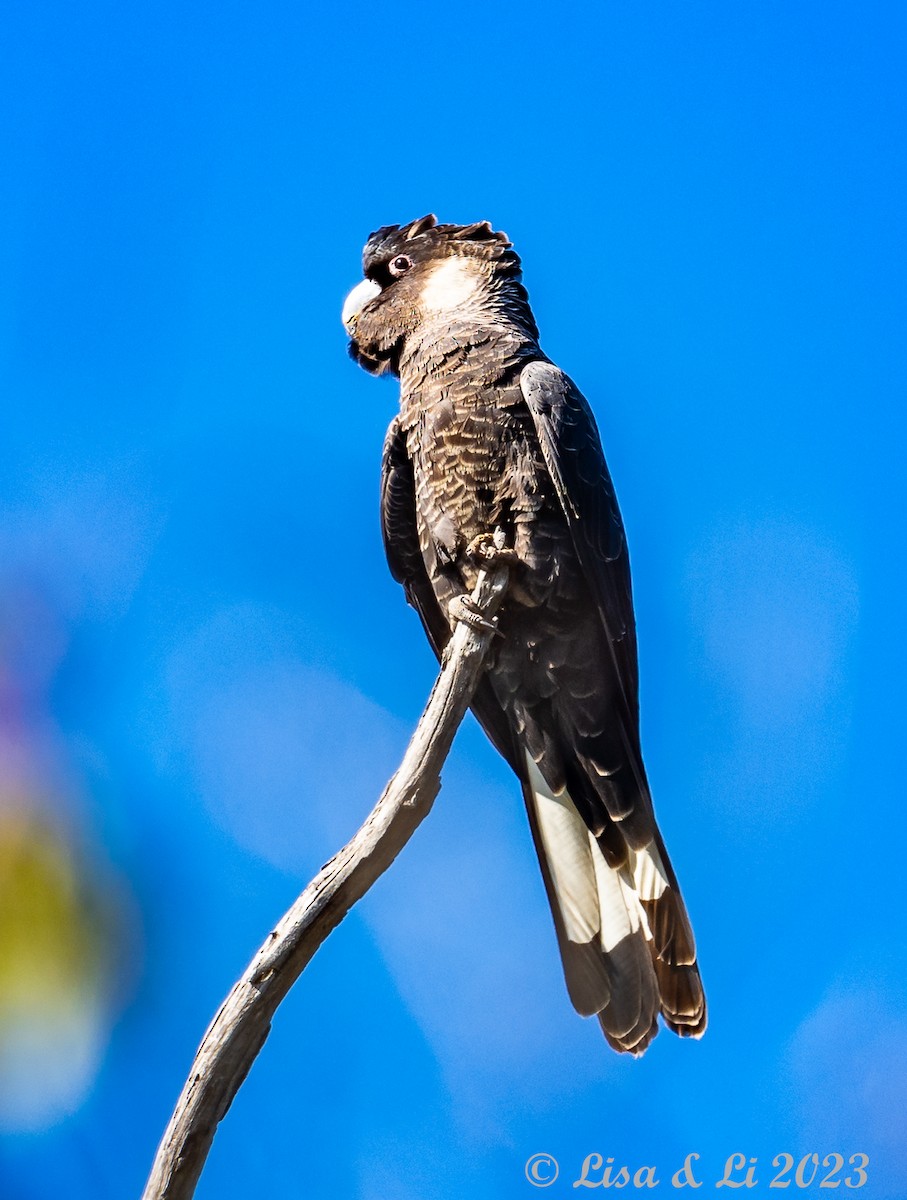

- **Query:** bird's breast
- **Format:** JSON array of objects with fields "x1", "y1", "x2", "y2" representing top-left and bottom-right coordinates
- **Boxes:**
[
  {"x1": 401, "y1": 377, "x2": 574, "y2": 607},
  {"x1": 408, "y1": 396, "x2": 507, "y2": 553}
]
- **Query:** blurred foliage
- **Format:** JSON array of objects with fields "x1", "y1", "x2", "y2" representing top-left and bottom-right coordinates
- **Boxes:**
[
  {"x1": 0, "y1": 808, "x2": 106, "y2": 1019},
  {"x1": 0, "y1": 804, "x2": 125, "y2": 1130}
]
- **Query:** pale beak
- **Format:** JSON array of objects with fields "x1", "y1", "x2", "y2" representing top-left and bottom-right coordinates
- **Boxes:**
[{"x1": 342, "y1": 279, "x2": 382, "y2": 331}]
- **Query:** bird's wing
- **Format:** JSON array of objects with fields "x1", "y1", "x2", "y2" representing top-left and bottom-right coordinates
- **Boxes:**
[
  {"x1": 520, "y1": 360, "x2": 641, "y2": 724},
  {"x1": 380, "y1": 416, "x2": 520, "y2": 773},
  {"x1": 520, "y1": 361, "x2": 705, "y2": 1044}
]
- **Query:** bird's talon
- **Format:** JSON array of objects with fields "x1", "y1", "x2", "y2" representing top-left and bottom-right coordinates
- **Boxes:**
[
  {"x1": 466, "y1": 533, "x2": 519, "y2": 566},
  {"x1": 448, "y1": 594, "x2": 500, "y2": 635}
]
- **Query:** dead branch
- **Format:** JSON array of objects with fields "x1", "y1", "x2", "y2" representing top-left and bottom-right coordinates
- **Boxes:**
[{"x1": 141, "y1": 556, "x2": 510, "y2": 1200}]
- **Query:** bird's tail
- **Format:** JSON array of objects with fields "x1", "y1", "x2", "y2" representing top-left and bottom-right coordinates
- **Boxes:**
[{"x1": 521, "y1": 753, "x2": 706, "y2": 1054}]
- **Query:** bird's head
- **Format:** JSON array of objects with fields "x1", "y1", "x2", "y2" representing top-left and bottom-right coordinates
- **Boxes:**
[{"x1": 342, "y1": 214, "x2": 535, "y2": 376}]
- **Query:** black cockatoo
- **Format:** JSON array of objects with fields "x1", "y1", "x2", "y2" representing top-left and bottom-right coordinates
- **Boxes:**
[{"x1": 342, "y1": 215, "x2": 706, "y2": 1054}]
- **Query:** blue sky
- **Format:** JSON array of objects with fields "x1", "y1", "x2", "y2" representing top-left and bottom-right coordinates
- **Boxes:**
[{"x1": 1, "y1": 1, "x2": 906, "y2": 1196}]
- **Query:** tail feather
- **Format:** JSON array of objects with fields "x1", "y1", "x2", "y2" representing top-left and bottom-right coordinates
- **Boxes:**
[
  {"x1": 523, "y1": 756, "x2": 611, "y2": 1016},
  {"x1": 522, "y1": 752, "x2": 706, "y2": 1053},
  {"x1": 588, "y1": 831, "x2": 660, "y2": 1053},
  {"x1": 656, "y1": 960, "x2": 707, "y2": 1036}
]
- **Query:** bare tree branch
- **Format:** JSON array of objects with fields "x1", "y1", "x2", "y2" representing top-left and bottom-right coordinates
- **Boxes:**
[{"x1": 141, "y1": 557, "x2": 510, "y2": 1200}]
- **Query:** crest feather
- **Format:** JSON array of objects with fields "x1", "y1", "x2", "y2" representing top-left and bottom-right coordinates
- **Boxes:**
[
  {"x1": 363, "y1": 215, "x2": 521, "y2": 280},
  {"x1": 450, "y1": 220, "x2": 509, "y2": 245},
  {"x1": 405, "y1": 214, "x2": 438, "y2": 239}
]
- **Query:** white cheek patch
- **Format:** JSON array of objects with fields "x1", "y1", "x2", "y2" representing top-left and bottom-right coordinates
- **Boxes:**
[
  {"x1": 419, "y1": 256, "x2": 482, "y2": 315},
  {"x1": 342, "y1": 278, "x2": 382, "y2": 330}
]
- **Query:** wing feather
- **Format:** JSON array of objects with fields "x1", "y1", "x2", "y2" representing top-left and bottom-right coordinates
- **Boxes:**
[{"x1": 520, "y1": 360, "x2": 640, "y2": 720}]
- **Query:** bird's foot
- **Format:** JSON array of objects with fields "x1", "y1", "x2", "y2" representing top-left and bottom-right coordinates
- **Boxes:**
[
  {"x1": 466, "y1": 531, "x2": 519, "y2": 567},
  {"x1": 448, "y1": 594, "x2": 501, "y2": 635}
]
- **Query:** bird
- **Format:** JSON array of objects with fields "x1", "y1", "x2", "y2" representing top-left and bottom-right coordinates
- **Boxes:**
[{"x1": 342, "y1": 214, "x2": 706, "y2": 1054}]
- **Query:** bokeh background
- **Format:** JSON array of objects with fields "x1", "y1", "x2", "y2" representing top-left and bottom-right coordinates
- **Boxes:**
[{"x1": 2, "y1": 2, "x2": 906, "y2": 1196}]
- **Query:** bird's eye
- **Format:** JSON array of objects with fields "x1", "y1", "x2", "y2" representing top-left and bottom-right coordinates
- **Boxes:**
[{"x1": 389, "y1": 255, "x2": 412, "y2": 276}]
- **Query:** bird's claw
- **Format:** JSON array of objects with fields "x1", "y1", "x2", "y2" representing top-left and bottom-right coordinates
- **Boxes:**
[
  {"x1": 466, "y1": 532, "x2": 519, "y2": 566},
  {"x1": 449, "y1": 594, "x2": 501, "y2": 635}
]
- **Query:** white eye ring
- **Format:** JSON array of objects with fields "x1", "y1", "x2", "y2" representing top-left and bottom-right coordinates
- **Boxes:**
[{"x1": 389, "y1": 255, "x2": 412, "y2": 277}]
